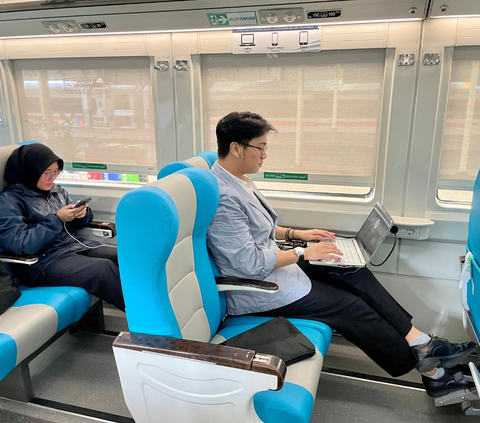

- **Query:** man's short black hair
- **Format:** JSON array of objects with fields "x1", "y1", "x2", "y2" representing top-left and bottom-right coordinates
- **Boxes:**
[{"x1": 216, "y1": 111, "x2": 276, "y2": 159}]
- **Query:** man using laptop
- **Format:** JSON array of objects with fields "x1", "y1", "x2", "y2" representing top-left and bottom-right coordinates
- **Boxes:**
[{"x1": 207, "y1": 111, "x2": 475, "y2": 397}]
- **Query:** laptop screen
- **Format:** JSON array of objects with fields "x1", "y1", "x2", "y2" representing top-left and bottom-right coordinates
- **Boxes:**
[{"x1": 355, "y1": 202, "x2": 394, "y2": 261}]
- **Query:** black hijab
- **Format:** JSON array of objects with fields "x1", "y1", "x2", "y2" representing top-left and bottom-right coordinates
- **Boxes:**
[{"x1": 5, "y1": 144, "x2": 64, "y2": 196}]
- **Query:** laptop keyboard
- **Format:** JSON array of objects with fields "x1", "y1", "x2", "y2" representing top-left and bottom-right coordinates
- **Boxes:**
[{"x1": 332, "y1": 238, "x2": 363, "y2": 265}]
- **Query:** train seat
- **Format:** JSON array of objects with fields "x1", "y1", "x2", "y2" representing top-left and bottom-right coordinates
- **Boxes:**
[
  {"x1": 0, "y1": 143, "x2": 103, "y2": 401},
  {"x1": 114, "y1": 167, "x2": 332, "y2": 423}
]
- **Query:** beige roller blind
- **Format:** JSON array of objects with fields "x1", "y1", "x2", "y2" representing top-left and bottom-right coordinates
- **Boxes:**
[
  {"x1": 201, "y1": 49, "x2": 385, "y2": 192},
  {"x1": 440, "y1": 48, "x2": 480, "y2": 185},
  {"x1": 14, "y1": 56, "x2": 155, "y2": 169}
]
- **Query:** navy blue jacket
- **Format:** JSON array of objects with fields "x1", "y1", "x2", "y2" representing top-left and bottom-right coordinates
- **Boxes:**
[{"x1": 0, "y1": 183, "x2": 99, "y2": 284}]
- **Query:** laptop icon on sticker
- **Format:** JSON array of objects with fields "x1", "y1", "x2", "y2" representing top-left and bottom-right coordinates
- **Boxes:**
[{"x1": 240, "y1": 34, "x2": 256, "y2": 46}]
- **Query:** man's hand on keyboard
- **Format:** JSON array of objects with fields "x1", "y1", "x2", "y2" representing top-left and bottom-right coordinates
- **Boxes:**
[
  {"x1": 294, "y1": 229, "x2": 336, "y2": 242},
  {"x1": 304, "y1": 241, "x2": 343, "y2": 262}
]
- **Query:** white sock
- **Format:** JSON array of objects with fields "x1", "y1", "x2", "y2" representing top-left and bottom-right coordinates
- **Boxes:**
[
  {"x1": 409, "y1": 332, "x2": 431, "y2": 347},
  {"x1": 424, "y1": 367, "x2": 445, "y2": 380}
]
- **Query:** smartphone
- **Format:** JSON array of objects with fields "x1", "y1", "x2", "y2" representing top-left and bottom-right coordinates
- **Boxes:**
[{"x1": 74, "y1": 197, "x2": 92, "y2": 208}]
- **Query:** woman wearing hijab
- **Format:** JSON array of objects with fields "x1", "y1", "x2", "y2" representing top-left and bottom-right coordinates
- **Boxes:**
[{"x1": 0, "y1": 143, "x2": 125, "y2": 311}]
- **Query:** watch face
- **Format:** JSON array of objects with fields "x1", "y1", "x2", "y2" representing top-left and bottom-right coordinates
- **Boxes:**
[{"x1": 294, "y1": 247, "x2": 304, "y2": 258}]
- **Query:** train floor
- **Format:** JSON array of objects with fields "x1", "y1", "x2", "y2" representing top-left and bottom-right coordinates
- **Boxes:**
[{"x1": 0, "y1": 304, "x2": 478, "y2": 423}]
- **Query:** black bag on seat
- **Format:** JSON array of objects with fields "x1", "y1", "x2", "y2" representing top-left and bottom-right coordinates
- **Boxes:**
[
  {"x1": 221, "y1": 316, "x2": 316, "y2": 365},
  {"x1": 0, "y1": 262, "x2": 21, "y2": 315}
]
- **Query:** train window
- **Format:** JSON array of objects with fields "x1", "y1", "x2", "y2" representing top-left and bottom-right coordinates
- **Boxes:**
[
  {"x1": 201, "y1": 49, "x2": 385, "y2": 197},
  {"x1": 13, "y1": 57, "x2": 156, "y2": 183},
  {"x1": 438, "y1": 47, "x2": 480, "y2": 205}
]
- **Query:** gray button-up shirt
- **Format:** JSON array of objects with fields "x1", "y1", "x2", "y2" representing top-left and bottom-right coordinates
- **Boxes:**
[{"x1": 207, "y1": 162, "x2": 311, "y2": 316}]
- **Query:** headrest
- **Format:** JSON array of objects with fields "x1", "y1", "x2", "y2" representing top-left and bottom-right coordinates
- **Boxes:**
[
  {"x1": 0, "y1": 145, "x2": 19, "y2": 193},
  {"x1": 192, "y1": 151, "x2": 218, "y2": 168},
  {"x1": 157, "y1": 151, "x2": 218, "y2": 180},
  {"x1": 157, "y1": 161, "x2": 193, "y2": 179}
]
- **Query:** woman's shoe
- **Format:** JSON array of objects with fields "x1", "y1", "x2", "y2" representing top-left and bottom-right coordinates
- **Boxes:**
[
  {"x1": 421, "y1": 366, "x2": 475, "y2": 398},
  {"x1": 412, "y1": 336, "x2": 475, "y2": 373}
]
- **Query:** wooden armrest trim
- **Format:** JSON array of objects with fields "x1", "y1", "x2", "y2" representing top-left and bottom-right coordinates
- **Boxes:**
[
  {"x1": 113, "y1": 331, "x2": 286, "y2": 390},
  {"x1": 88, "y1": 221, "x2": 116, "y2": 236},
  {"x1": 215, "y1": 276, "x2": 278, "y2": 291}
]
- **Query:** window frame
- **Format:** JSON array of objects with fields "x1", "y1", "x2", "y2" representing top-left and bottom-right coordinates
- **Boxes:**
[{"x1": 197, "y1": 49, "x2": 387, "y2": 198}]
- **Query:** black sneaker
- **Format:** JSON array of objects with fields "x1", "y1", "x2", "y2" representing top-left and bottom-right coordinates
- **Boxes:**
[
  {"x1": 412, "y1": 336, "x2": 476, "y2": 373},
  {"x1": 422, "y1": 366, "x2": 475, "y2": 398}
]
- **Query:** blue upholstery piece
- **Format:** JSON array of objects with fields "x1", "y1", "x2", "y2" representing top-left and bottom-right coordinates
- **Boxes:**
[
  {"x1": 18, "y1": 141, "x2": 41, "y2": 146},
  {"x1": 16, "y1": 287, "x2": 76, "y2": 332},
  {"x1": 157, "y1": 161, "x2": 193, "y2": 180},
  {"x1": 209, "y1": 254, "x2": 227, "y2": 318},
  {"x1": 156, "y1": 151, "x2": 218, "y2": 180},
  {"x1": 468, "y1": 170, "x2": 480, "y2": 259},
  {"x1": 179, "y1": 168, "x2": 222, "y2": 339},
  {"x1": 117, "y1": 185, "x2": 182, "y2": 337},
  {"x1": 254, "y1": 382, "x2": 314, "y2": 423},
  {"x1": 194, "y1": 151, "x2": 218, "y2": 168},
  {"x1": 18, "y1": 286, "x2": 92, "y2": 326},
  {"x1": 218, "y1": 316, "x2": 332, "y2": 357},
  {"x1": 0, "y1": 334, "x2": 17, "y2": 381},
  {"x1": 0, "y1": 285, "x2": 92, "y2": 383},
  {"x1": 468, "y1": 251, "x2": 480, "y2": 334},
  {"x1": 467, "y1": 170, "x2": 480, "y2": 336}
]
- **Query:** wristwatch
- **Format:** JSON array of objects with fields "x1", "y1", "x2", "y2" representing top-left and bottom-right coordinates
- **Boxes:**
[{"x1": 293, "y1": 247, "x2": 305, "y2": 260}]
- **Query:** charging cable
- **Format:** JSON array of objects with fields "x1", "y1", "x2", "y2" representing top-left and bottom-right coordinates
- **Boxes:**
[
  {"x1": 64, "y1": 221, "x2": 102, "y2": 250},
  {"x1": 370, "y1": 226, "x2": 398, "y2": 267}
]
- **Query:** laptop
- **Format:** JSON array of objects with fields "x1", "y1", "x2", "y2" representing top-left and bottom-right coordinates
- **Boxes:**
[{"x1": 308, "y1": 202, "x2": 394, "y2": 268}]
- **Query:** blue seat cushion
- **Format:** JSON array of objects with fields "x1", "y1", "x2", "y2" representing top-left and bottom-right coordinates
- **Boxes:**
[
  {"x1": 17, "y1": 286, "x2": 92, "y2": 332},
  {"x1": 254, "y1": 382, "x2": 314, "y2": 423},
  {"x1": 0, "y1": 333, "x2": 17, "y2": 381}
]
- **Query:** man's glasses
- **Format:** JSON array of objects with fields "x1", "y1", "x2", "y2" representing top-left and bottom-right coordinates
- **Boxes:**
[
  {"x1": 43, "y1": 170, "x2": 63, "y2": 181},
  {"x1": 236, "y1": 141, "x2": 268, "y2": 156}
]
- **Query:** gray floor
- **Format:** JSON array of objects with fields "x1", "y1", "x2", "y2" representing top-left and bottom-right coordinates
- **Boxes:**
[{"x1": 0, "y1": 305, "x2": 478, "y2": 422}]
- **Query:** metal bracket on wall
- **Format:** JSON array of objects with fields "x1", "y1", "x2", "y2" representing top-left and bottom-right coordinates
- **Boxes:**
[
  {"x1": 423, "y1": 53, "x2": 441, "y2": 66},
  {"x1": 153, "y1": 61, "x2": 169, "y2": 71},
  {"x1": 398, "y1": 54, "x2": 415, "y2": 66},
  {"x1": 173, "y1": 60, "x2": 189, "y2": 71}
]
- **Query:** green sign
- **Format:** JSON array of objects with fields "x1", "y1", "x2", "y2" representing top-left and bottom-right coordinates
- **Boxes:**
[
  {"x1": 208, "y1": 13, "x2": 229, "y2": 26},
  {"x1": 72, "y1": 162, "x2": 107, "y2": 170},
  {"x1": 207, "y1": 11, "x2": 257, "y2": 27},
  {"x1": 121, "y1": 174, "x2": 140, "y2": 183},
  {"x1": 264, "y1": 172, "x2": 308, "y2": 180}
]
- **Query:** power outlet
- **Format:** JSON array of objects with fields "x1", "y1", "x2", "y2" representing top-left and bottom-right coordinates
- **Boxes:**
[
  {"x1": 396, "y1": 226, "x2": 429, "y2": 240},
  {"x1": 391, "y1": 216, "x2": 434, "y2": 241}
]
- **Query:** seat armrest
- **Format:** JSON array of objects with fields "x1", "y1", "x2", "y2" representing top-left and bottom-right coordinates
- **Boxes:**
[
  {"x1": 113, "y1": 331, "x2": 286, "y2": 390},
  {"x1": 215, "y1": 276, "x2": 278, "y2": 293},
  {"x1": 85, "y1": 221, "x2": 116, "y2": 239},
  {"x1": 0, "y1": 253, "x2": 38, "y2": 265}
]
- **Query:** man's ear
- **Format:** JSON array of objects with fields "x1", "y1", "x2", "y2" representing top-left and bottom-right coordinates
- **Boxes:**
[{"x1": 230, "y1": 142, "x2": 241, "y2": 158}]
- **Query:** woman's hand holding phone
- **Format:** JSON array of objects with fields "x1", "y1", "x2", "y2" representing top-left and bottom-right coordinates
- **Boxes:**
[{"x1": 57, "y1": 198, "x2": 90, "y2": 222}]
